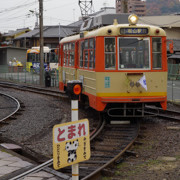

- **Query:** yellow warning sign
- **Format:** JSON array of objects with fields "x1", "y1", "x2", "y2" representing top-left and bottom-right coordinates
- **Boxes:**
[{"x1": 53, "y1": 119, "x2": 91, "y2": 170}]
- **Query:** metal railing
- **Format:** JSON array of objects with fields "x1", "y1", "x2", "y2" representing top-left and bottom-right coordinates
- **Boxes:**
[
  {"x1": 0, "y1": 65, "x2": 179, "y2": 103},
  {"x1": 167, "y1": 74, "x2": 180, "y2": 104},
  {"x1": 0, "y1": 65, "x2": 59, "y2": 87},
  {"x1": 168, "y1": 64, "x2": 180, "y2": 80}
]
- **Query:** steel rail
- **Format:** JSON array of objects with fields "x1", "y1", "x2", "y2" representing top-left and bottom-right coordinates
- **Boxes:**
[
  {"x1": 82, "y1": 122, "x2": 140, "y2": 180},
  {"x1": 144, "y1": 106, "x2": 180, "y2": 121},
  {"x1": 0, "y1": 81, "x2": 68, "y2": 99},
  {"x1": 90, "y1": 114, "x2": 105, "y2": 141},
  {"x1": 9, "y1": 160, "x2": 53, "y2": 180},
  {"x1": 10, "y1": 114, "x2": 105, "y2": 180},
  {"x1": 0, "y1": 92, "x2": 20, "y2": 122}
]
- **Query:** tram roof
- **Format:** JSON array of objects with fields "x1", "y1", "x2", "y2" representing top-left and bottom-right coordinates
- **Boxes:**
[{"x1": 60, "y1": 23, "x2": 166, "y2": 44}]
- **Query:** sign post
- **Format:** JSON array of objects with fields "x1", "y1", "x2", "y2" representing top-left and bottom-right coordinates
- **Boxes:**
[
  {"x1": 71, "y1": 99, "x2": 79, "y2": 180},
  {"x1": 68, "y1": 81, "x2": 82, "y2": 180},
  {"x1": 53, "y1": 81, "x2": 90, "y2": 180}
]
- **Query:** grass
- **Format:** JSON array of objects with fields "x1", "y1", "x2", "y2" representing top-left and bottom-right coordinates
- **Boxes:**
[
  {"x1": 114, "y1": 158, "x2": 162, "y2": 178},
  {"x1": 145, "y1": 159, "x2": 161, "y2": 166},
  {"x1": 102, "y1": 177, "x2": 112, "y2": 180}
]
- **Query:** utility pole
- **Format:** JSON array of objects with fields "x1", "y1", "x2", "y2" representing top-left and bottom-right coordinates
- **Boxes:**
[
  {"x1": 29, "y1": 9, "x2": 39, "y2": 28},
  {"x1": 39, "y1": 0, "x2": 44, "y2": 86}
]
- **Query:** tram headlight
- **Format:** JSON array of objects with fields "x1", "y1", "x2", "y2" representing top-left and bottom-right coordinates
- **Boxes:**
[{"x1": 128, "y1": 14, "x2": 138, "y2": 25}]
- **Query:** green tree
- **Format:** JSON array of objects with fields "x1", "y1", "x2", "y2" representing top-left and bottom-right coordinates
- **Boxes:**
[{"x1": 146, "y1": 0, "x2": 180, "y2": 15}]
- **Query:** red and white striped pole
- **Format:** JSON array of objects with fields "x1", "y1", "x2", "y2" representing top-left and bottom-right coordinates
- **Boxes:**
[
  {"x1": 68, "y1": 81, "x2": 82, "y2": 180},
  {"x1": 71, "y1": 99, "x2": 79, "y2": 180}
]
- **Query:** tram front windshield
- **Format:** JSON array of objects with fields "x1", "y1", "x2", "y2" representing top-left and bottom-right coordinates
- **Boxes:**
[
  {"x1": 27, "y1": 53, "x2": 50, "y2": 63},
  {"x1": 119, "y1": 37, "x2": 150, "y2": 69}
]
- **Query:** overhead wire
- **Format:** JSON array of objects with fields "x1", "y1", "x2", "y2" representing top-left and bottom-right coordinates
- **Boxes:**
[
  {"x1": 0, "y1": 1, "x2": 38, "y2": 31},
  {"x1": 0, "y1": 0, "x2": 80, "y2": 32},
  {"x1": 43, "y1": 0, "x2": 79, "y2": 25},
  {"x1": 0, "y1": 2, "x2": 37, "y2": 14},
  {"x1": 0, "y1": 4, "x2": 37, "y2": 20}
]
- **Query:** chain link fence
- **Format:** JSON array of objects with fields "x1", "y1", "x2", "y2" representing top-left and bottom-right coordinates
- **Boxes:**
[
  {"x1": 168, "y1": 64, "x2": 180, "y2": 80},
  {"x1": 0, "y1": 65, "x2": 59, "y2": 87},
  {"x1": 0, "y1": 64, "x2": 179, "y2": 103},
  {"x1": 167, "y1": 64, "x2": 180, "y2": 104}
]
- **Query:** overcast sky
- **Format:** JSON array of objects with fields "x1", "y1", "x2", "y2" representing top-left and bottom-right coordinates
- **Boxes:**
[{"x1": 0, "y1": 0, "x2": 115, "y2": 33}]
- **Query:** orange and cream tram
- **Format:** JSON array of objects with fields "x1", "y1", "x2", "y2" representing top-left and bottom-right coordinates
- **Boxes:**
[{"x1": 58, "y1": 14, "x2": 168, "y2": 117}]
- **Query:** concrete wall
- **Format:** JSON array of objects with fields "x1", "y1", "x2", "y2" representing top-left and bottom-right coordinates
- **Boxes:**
[
  {"x1": 7, "y1": 48, "x2": 27, "y2": 66},
  {"x1": 0, "y1": 47, "x2": 27, "y2": 66},
  {"x1": 164, "y1": 27, "x2": 180, "y2": 39},
  {"x1": 0, "y1": 49, "x2": 7, "y2": 65}
]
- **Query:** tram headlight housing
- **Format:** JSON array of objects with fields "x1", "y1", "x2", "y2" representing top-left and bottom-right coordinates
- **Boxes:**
[{"x1": 128, "y1": 14, "x2": 138, "y2": 25}]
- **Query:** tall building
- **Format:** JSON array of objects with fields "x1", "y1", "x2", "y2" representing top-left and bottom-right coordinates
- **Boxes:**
[{"x1": 116, "y1": 0, "x2": 146, "y2": 16}]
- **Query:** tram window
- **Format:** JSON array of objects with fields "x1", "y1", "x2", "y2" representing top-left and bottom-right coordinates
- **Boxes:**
[
  {"x1": 62, "y1": 43, "x2": 75, "y2": 67},
  {"x1": 79, "y1": 38, "x2": 95, "y2": 69},
  {"x1": 119, "y1": 37, "x2": 150, "y2": 69},
  {"x1": 36, "y1": 54, "x2": 40, "y2": 62},
  {"x1": 152, "y1": 38, "x2": 162, "y2": 69},
  {"x1": 27, "y1": 53, "x2": 35, "y2": 62},
  {"x1": 89, "y1": 38, "x2": 95, "y2": 69},
  {"x1": 79, "y1": 41, "x2": 84, "y2": 68},
  {"x1": 89, "y1": 50, "x2": 94, "y2": 69},
  {"x1": 84, "y1": 40, "x2": 88, "y2": 49},
  {"x1": 50, "y1": 50, "x2": 58, "y2": 63},
  {"x1": 66, "y1": 44, "x2": 69, "y2": 66},
  {"x1": 46, "y1": 53, "x2": 50, "y2": 63},
  {"x1": 105, "y1": 37, "x2": 116, "y2": 69},
  {"x1": 69, "y1": 42, "x2": 75, "y2": 66},
  {"x1": 84, "y1": 40, "x2": 89, "y2": 68},
  {"x1": 84, "y1": 50, "x2": 88, "y2": 68},
  {"x1": 63, "y1": 44, "x2": 66, "y2": 66},
  {"x1": 89, "y1": 38, "x2": 94, "y2": 49}
]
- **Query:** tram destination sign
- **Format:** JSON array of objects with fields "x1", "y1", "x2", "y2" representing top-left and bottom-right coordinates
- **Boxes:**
[{"x1": 120, "y1": 28, "x2": 149, "y2": 35}]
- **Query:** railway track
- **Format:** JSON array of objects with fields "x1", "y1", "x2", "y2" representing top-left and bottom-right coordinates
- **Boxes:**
[
  {"x1": 0, "y1": 81, "x2": 68, "y2": 99},
  {"x1": 144, "y1": 106, "x2": 180, "y2": 121},
  {"x1": 0, "y1": 82, "x2": 140, "y2": 179},
  {"x1": 9, "y1": 117, "x2": 105, "y2": 180},
  {"x1": 79, "y1": 121, "x2": 139, "y2": 179},
  {"x1": 9, "y1": 117, "x2": 139, "y2": 180},
  {"x1": 0, "y1": 92, "x2": 21, "y2": 123}
]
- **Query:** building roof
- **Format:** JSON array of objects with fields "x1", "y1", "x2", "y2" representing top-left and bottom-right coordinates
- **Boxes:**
[
  {"x1": 68, "y1": 19, "x2": 83, "y2": 27},
  {"x1": 139, "y1": 15, "x2": 180, "y2": 28},
  {"x1": 168, "y1": 54, "x2": 180, "y2": 59},
  {"x1": 0, "y1": 46, "x2": 27, "y2": 50},
  {"x1": 43, "y1": 26, "x2": 79, "y2": 38},
  {"x1": 15, "y1": 25, "x2": 79, "y2": 40},
  {"x1": 3, "y1": 28, "x2": 30, "y2": 37}
]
